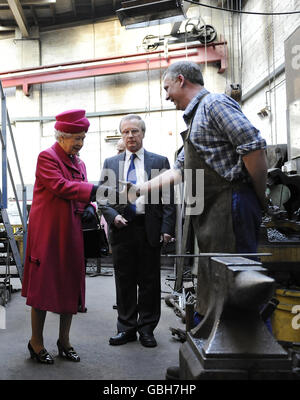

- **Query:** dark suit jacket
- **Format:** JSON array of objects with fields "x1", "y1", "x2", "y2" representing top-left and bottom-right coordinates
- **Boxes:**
[{"x1": 98, "y1": 149, "x2": 176, "y2": 247}]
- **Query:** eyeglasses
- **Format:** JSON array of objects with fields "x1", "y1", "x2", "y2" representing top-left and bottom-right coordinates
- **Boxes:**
[{"x1": 121, "y1": 129, "x2": 141, "y2": 136}]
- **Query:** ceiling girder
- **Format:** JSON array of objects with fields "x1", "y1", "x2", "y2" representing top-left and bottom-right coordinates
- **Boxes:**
[
  {"x1": 0, "y1": 42, "x2": 228, "y2": 96},
  {"x1": 0, "y1": 0, "x2": 56, "y2": 4},
  {"x1": 7, "y1": 0, "x2": 29, "y2": 37}
]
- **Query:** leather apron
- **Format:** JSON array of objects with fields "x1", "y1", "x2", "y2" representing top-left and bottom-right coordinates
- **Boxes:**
[{"x1": 182, "y1": 93, "x2": 241, "y2": 315}]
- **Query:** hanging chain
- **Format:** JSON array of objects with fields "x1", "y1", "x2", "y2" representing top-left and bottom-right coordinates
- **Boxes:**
[
  {"x1": 266, "y1": 0, "x2": 274, "y2": 144},
  {"x1": 222, "y1": 0, "x2": 228, "y2": 87},
  {"x1": 270, "y1": 1, "x2": 278, "y2": 145}
]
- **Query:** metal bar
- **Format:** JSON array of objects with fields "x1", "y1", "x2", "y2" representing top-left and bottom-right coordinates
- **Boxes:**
[
  {"x1": 6, "y1": 101, "x2": 27, "y2": 237},
  {"x1": 0, "y1": 42, "x2": 227, "y2": 76},
  {"x1": 10, "y1": 106, "x2": 175, "y2": 123},
  {"x1": 167, "y1": 253, "x2": 273, "y2": 257},
  {"x1": 6, "y1": 159, "x2": 25, "y2": 228},
  {"x1": 4, "y1": 109, "x2": 27, "y2": 231},
  {"x1": 0, "y1": 0, "x2": 56, "y2": 4},
  {"x1": 0, "y1": 81, "x2": 27, "y2": 268},
  {"x1": 22, "y1": 186, "x2": 27, "y2": 264},
  {"x1": 0, "y1": 42, "x2": 227, "y2": 95},
  {"x1": 6, "y1": 112, "x2": 25, "y2": 188},
  {"x1": 0, "y1": 122, "x2": 23, "y2": 224},
  {"x1": 1, "y1": 92, "x2": 7, "y2": 209},
  {"x1": 0, "y1": 129, "x2": 25, "y2": 228}
]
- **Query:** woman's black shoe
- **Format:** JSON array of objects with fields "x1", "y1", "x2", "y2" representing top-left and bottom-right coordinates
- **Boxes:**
[
  {"x1": 57, "y1": 340, "x2": 80, "y2": 362},
  {"x1": 28, "y1": 341, "x2": 54, "y2": 364}
]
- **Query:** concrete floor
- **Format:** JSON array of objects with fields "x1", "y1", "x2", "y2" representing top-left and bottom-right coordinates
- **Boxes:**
[{"x1": 0, "y1": 267, "x2": 183, "y2": 381}]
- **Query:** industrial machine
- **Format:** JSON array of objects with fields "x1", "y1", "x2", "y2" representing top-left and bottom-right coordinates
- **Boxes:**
[
  {"x1": 142, "y1": 19, "x2": 217, "y2": 51},
  {"x1": 258, "y1": 25, "x2": 300, "y2": 351}
]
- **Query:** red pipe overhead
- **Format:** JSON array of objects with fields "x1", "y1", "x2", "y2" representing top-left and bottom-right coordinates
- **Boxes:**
[{"x1": 0, "y1": 42, "x2": 227, "y2": 96}]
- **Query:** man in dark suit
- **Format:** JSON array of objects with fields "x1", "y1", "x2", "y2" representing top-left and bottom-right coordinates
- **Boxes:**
[{"x1": 98, "y1": 114, "x2": 176, "y2": 348}]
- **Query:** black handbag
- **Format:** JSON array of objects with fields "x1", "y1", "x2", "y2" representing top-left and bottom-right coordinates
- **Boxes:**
[{"x1": 82, "y1": 209, "x2": 109, "y2": 258}]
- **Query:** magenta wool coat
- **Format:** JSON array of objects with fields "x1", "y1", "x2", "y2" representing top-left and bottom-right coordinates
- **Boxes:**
[{"x1": 21, "y1": 142, "x2": 93, "y2": 314}]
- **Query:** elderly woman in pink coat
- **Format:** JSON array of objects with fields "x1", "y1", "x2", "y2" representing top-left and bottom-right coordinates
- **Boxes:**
[{"x1": 22, "y1": 109, "x2": 98, "y2": 364}]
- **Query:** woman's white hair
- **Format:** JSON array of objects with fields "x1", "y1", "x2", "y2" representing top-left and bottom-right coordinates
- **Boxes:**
[{"x1": 55, "y1": 129, "x2": 73, "y2": 141}]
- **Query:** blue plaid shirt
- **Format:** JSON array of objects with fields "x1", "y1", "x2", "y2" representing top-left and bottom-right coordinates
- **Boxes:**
[{"x1": 174, "y1": 88, "x2": 266, "y2": 181}]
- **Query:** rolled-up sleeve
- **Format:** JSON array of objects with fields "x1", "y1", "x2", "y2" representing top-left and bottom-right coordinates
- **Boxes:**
[{"x1": 236, "y1": 138, "x2": 267, "y2": 155}]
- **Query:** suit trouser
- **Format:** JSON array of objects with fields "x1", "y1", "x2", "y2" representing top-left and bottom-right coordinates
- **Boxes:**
[{"x1": 111, "y1": 217, "x2": 161, "y2": 335}]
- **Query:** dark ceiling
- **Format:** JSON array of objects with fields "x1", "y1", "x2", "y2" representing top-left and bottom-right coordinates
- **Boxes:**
[{"x1": 0, "y1": 0, "x2": 123, "y2": 36}]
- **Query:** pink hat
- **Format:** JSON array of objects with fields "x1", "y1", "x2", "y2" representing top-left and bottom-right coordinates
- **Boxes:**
[{"x1": 55, "y1": 109, "x2": 90, "y2": 133}]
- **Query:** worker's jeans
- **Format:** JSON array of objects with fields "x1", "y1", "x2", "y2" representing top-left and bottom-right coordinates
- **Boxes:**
[{"x1": 231, "y1": 185, "x2": 262, "y2": 254}]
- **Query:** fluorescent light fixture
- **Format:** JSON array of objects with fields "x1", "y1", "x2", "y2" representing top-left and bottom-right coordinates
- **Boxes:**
[
  {"x1": 116, "y1": 0, "x2": 190, "y2": 28},
  {"x1": 124, "y1": 14, "x2": 186, "y2": 29}
]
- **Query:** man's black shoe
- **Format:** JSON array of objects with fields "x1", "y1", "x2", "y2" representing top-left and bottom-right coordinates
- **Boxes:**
[
  {"x1": 166, "y1": 366, "x2": 180, "y2": 380},
  {"x1": 109, "y1": 331, "x2": 137, "y2": 345},
  {"x1": 139, "y1": 333, "x2": 157, "y2": 348}
]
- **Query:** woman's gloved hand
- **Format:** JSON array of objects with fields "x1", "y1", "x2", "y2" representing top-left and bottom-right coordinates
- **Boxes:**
[
  {"x1": 82, "y1": 204, "x2": 96, "y2": 223},
  {"x1": 90, "y1": 185, "x2": 98, "y2": 202}
]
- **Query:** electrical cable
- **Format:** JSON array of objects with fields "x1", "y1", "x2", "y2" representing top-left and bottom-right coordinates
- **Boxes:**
[
  {"x1": 229, "y1": 0, "x2": 234, "y2": 82},
  {"x1": 239, "y1": 0, "x2": 243, "y2": 86},
  {"x1": 270, "y1": 2, "x2": 278, "y2": 145},
  {"x1": 237, "y1": 0, "x2": 242, "y2": 85},
  {"x1": 184, "y1": 0, "x2": 300, "y2": 15},
  {"x1": 221, "y1": 0, "x2": 228, "y2": 86}
]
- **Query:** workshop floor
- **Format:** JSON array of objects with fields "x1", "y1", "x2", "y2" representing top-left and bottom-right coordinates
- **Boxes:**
[{"x1": 0, "y1": 267, "x2": 182, "y2": 381}]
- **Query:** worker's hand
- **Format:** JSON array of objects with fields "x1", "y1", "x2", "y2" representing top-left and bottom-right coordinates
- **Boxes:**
[
  {"x1": 114, "y1": 214, "x2": 128, "y2": 229},
  {"x1": 119, "y1": 180, "x2": 141, "y2": 204}
]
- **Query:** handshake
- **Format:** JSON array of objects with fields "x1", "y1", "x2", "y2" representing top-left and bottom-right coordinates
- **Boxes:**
[
  {"x1": 119, "y1": 180, "x2": 141, "y2": 203},
  {"x1": 91, "y1": 181, "x2": 142, "y2": 205}
]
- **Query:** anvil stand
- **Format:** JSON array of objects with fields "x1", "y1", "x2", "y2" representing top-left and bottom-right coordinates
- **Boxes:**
[{"x1": 179, "y1": 256, "x2": 293, "y2": 380}]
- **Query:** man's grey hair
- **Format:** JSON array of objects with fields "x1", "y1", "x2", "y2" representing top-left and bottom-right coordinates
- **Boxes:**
[
  {"x1": 54, "y1": 129, "x2": 73, "y2": 141},
  {"x1": 119, "y1": 114, "x2": 146, "y2": 135},
  {"x1": 163, "y1": 61, "x2": 204, "y2": 86}
]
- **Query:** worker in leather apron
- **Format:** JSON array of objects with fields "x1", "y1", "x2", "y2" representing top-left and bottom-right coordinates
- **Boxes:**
[{"x1": 128, "y1": 61, "x2": 268, "y2": 317}]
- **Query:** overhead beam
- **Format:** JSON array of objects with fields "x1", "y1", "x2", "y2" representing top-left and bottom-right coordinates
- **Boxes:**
[
  {"x1": 30, "y1": 5, "x2": 38, "y2": 25},
  {"x1": 22, "y1": 0, "x2": 56, "y2": 3},
  {"x1": 50, "y1": 3, "x2": 56, "y2": 23},
  {"x1": 7, "y1": 0, "x2": 29, "y2": 37},
  {"x1": 0, "y1": 42, "x2": 227, "y2": 96},
  {"x1": 0, "y1": 0, "x2": 56, "y2": 4},
  {"x1": 71, "y1": 0, "x2": 77, "y2": 16},
  {"x1": 0, "y1": 25, "x2": 15, "y2": 30}
]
